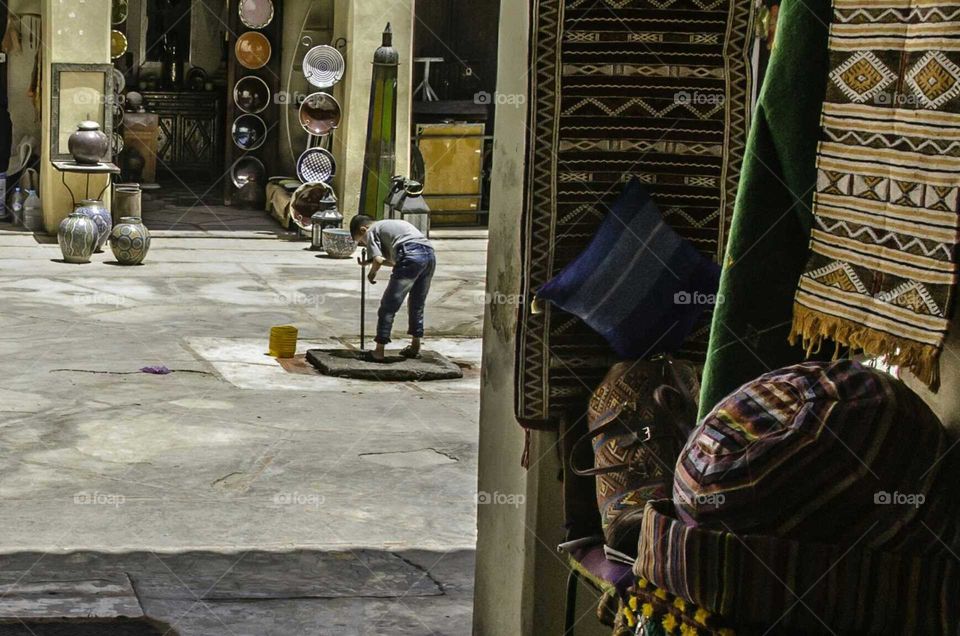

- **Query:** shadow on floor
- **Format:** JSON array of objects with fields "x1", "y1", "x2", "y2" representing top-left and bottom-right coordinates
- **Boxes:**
[{"x1": 0, "y1": 549, "x2": 475, "y2": 636}]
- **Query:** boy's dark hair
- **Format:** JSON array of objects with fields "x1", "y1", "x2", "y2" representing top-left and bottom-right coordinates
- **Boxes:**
[{"x1": 350, "y1": 215, "x2": 374, "y2": 240}]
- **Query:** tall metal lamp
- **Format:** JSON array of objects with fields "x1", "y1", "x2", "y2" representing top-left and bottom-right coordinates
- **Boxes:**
[{"x1": 358, "y1": 24, "x2": 399, "y2": 219}]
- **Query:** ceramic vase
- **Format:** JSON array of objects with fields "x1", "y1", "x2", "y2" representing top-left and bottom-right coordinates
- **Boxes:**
[
  {"x1": 321, "y1": 228, "x2": 356, "y2": 258},
  {"x1": 109, "y1": 216, "x2": 151, "y2": 265},
  {"x1": 74, "y1": 199, "x2": 112, "y2": 252},
  {"x1": 58, "y1": 212, "x2": 99, "y2": 264},
  {"x1": 68, "y1": 121, "x2": 110, "y2": 165}
]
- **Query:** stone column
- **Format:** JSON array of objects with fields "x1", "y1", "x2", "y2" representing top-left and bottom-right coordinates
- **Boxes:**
[{"x1": 473, "y1": 1, "x2": 573, "y2": 634}]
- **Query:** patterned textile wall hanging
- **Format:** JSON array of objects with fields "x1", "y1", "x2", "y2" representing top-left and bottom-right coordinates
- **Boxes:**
[
  {"x1": 516, "y1": 0, "x2": 758, "y2": 425},
  {"x1": 792, "y1": 0, "x2": 960, "y2": 390}
]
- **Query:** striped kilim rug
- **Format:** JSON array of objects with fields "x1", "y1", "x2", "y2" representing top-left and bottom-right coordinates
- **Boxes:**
[
  {"x1": 516, "y1": 0, "x2": 758, "y2": 425},
  {"x1": 792, "y1": 0, "x2": 960, "y2": 389}
]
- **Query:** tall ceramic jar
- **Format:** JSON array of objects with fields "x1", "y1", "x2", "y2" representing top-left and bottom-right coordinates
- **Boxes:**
[
  {"x1": 58, "y1": 212, "x2": 99, "y2": 263},
  {"x1": 68, "y1": 121, "x2": 110, "y2": 165},
  {"x1": 109, "y1": 216, "x2": 151, "y2": 265},
  {"x1": 74, "y1": 199, "x2": 112, "y2": 252}
]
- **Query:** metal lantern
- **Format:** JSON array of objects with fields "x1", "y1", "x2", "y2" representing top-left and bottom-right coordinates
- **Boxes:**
[
  {"x1": 358, "y1": 24, "x2": 399, "y2": 219},
  {"x1": 311, "y1": 208, "x2": 344, "y2": 249},
  {"x1": 292, "y1": 182, "x2": 342, "y2": 249}
]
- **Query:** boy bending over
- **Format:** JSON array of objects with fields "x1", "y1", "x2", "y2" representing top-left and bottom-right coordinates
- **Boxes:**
[{"x1": 351, "y1": 216, "x2": 436, "y2": 362}]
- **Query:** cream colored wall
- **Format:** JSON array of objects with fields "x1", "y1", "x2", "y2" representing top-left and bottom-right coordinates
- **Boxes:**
[
  {"x1": 472, "y1": 1, "x2": 575, "y2": 634},
  {"x1": 332, "y1": 0, "x2": 412, "y2": 222},
  {"x1": 904, "y1": 327, "x2": 960, "y2": 434},
  {"x1": 39, "y1": 0, "x2": 111, "y2": 233},
  {"x1": 277, "y1": 0, "x2": 335, "y2": 177},
  {"x1": 274, "y1": 0, "x2": 412, "y2": 219},
  {"x1": 6, "y1": 0, "x2": 42, "y2": 155}
]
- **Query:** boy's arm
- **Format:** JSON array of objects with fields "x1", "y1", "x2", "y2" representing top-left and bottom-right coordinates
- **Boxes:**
[{"x1": 367, "y1": 257, "x2": 384, "y2": 284}]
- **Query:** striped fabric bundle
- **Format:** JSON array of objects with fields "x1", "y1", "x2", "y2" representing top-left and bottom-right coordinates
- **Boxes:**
[
  {"x1": 791, "y1": 0, "x2": 960, "y2": 389},
  {"x1": 636, "y1": 360, "x2": 960, "y2": 633},
  {"x1": 637, "y1": 500, "x2": 960, "y2": 634}
]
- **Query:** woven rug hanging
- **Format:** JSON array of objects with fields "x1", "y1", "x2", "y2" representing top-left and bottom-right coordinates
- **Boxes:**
[
  {"x1": 791, "y1": 0, "x2": 960, "y2": 389},
  {"x1": 515, "y1": 0, "x2": 759, "y2": 425}
]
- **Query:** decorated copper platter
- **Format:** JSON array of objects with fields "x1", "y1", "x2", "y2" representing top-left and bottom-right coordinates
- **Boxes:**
[{"x1": 235, "y1": 31, "x2": 272, "y2": 70}]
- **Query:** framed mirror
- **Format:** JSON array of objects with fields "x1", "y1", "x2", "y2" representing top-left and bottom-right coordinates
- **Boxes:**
[{"x1": 50, "y1": 63, "x2": 115, "y2": 163}]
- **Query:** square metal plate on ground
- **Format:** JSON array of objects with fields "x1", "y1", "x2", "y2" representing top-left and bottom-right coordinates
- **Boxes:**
[{"x1": 306, "y1": 349, "x2": 464, "y2": 381}]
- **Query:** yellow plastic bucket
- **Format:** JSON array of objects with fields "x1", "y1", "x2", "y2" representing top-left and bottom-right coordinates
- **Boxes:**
[{"x1": 269, "y1": 325, "x2": 299, "y2": 358}]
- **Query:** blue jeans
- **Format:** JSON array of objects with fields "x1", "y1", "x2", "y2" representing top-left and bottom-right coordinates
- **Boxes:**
[{"x1": 376, "y1": 243, "x2": 436, "y2": 345}]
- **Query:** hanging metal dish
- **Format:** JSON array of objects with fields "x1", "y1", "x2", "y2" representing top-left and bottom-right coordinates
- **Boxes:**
[
  {"x1": 296, "y1": 147, "x2": 337, "y2": 184},
  {"x1": 298, "y1": 92, "x2": 341, "y2": 136},
  {"x1": 302, "y1": 44, "x2": 345, "y2": 89},
  {"x1": 111, "y1": 30, "x2": 128, "y2": 60},
  {"x1": 113, "y1": 68, "x2": 126, "y2": 95},
  {"x1": 235, "y1": 32, "x2": 272, "y2": 70},
  {"x1": 230, "y1": 156, "x2": 267, "y2": 189},
  {"x1": 112, "y1": 0, "x2": 129, "y2": 25},
  {"x1": 239, "y1": 0, "x2": 274, "y2": 29},
  {"x1": 233, "y1": 76, "x2": 271, "y2": 114},
  {"x1": 112, "y1": 132, "x2": 125, "y2": 156},
  {"x1": 232, "y1": 114, "x2": 268, "y2": 151}
]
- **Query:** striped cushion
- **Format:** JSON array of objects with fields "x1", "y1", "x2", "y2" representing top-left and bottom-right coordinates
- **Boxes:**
[
  {"x1": 537, "y1": 179, "x2": 720, "y2": 358},
  {"x1": 637, "y1": 499, "x2": 960, "y2": 634},
  {"x1": 635, "y1": 360, "x2": 960, "y2": 633},
  {"x1": 676, "y1": 360, "x2": 960, "y2": 553}
]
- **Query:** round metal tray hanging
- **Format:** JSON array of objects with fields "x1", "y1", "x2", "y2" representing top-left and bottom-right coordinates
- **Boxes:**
[
  {"x1": 302, "y1": 45, "x2": 345, "y2": 89},
  {"x1": 112, "y1": 0, "x2": 129, "y2": 25},
  {"x1": 113, "y1": 68, "x2": 126, "y2": 95},
  {"x1": 298, "y1": 92, "x2": 342, "y2": 136},
  {"x1": 239, "y1": 0, "x2": 275, "y2": 29},
  {"x1": 232, "y1": 114, "x2": 268, "y2": 151},
  {"x1": 233, "y1": 76, "x2": 272, "y2": 114},
  {"x1": 296, "y1": 147, "x2": 337, "y2": 184},
  {"x1": 230, "y1": 156, "x2": 267, "y2": 189},
  {"x1": 111, "y1": 30, "x2": 128, "y2": 60},
  {"x1": 235, "y1": 32, "x2": 272, "y2": 70}
]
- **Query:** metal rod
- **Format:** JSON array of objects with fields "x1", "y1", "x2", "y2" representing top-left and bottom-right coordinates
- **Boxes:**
[{"x1": 359, "y1": 247, "x2": 367, "y2": 351}]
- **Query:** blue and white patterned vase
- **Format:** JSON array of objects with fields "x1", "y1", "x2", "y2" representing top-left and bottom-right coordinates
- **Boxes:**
[
  {"x1": 58, "y1": 212, "x2": 99, "y2": 264},
  {"x1": 74, "y1": 199, "x2": 112, "y2": 252},
  {"x1": 109, "y1": 216, "x2": 151, "y2": 265}
]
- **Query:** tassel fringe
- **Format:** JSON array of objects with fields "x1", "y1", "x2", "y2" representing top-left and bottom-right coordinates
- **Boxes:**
[{"x1": 790, "y1": 305, "x2": 942, "y2": 391}]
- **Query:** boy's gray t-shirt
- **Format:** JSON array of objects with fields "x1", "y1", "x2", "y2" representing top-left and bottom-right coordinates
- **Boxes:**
[{"x1": 364, "y1": 220, "x2": 431, "y2": 263}]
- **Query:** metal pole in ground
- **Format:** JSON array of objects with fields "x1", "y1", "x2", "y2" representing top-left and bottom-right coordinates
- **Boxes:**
[{"x1": 359, "y1": 248, "x2": 367, "y2": 350}]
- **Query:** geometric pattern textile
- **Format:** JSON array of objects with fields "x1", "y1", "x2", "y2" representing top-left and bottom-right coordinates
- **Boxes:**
[
  {"x1": 792, "y1": 0, "x2": 960, "y2": 389},
  {"x1": 516, "y1": 0, "x2": 758, "y2": 424}
]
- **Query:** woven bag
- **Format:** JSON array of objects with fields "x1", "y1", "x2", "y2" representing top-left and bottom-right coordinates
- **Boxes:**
[{"x1": 571, "y1": 356, "x2": 699, "y2": 555}]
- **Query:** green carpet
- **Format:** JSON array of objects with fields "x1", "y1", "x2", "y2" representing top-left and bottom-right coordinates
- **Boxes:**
[{"x1": 698, "y1": 0, "x2": 834, "y2": 417}]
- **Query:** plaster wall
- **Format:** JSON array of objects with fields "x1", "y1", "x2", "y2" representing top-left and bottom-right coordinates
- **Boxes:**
[
  {"x1": 268, "y1": 0, "x2": 414, "y2": 218},
  {"x1": 39, "y1": 0, "x2": 111, "y2": 233},
  {"x1": 331, "y1": 0, "x2": 413, "y2": 223},
  {"x1": 904, "y1": 327, "x2": 960, "y2": 435},
  {"x1": 472, "y1": 1, "x2": 573, "y2": 633}
]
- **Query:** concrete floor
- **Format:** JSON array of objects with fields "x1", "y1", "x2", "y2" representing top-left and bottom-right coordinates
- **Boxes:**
[{"x1": 0, "y1": 217, "x2": 487, "y2": 634}]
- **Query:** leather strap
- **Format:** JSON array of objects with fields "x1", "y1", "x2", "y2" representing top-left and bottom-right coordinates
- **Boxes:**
[{"x1": 569, "y1": 358, "x2": 698, "y2": 477}]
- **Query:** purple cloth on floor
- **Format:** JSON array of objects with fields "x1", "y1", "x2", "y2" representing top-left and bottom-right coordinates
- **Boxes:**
[
  {"x1": 140, "y1": 366, "x2": 172, "y2": 375},
  {"x1": 569, "y1": 545, "x2": 634, "y2": 595}
]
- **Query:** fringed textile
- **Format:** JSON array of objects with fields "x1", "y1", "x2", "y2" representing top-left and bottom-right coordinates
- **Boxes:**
[{"x1": 791, "y1": 0, "x2": 960, "y2": 389}]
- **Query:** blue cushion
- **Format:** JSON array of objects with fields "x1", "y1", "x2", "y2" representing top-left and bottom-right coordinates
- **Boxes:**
[{"x1": 537, "y1": 179, "x2": 721, "y2": 358}]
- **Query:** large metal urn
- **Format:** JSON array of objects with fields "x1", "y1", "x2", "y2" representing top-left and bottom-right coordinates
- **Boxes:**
[{"x1": 68, "y1": 121, "x2": 110, "y2": 165}]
